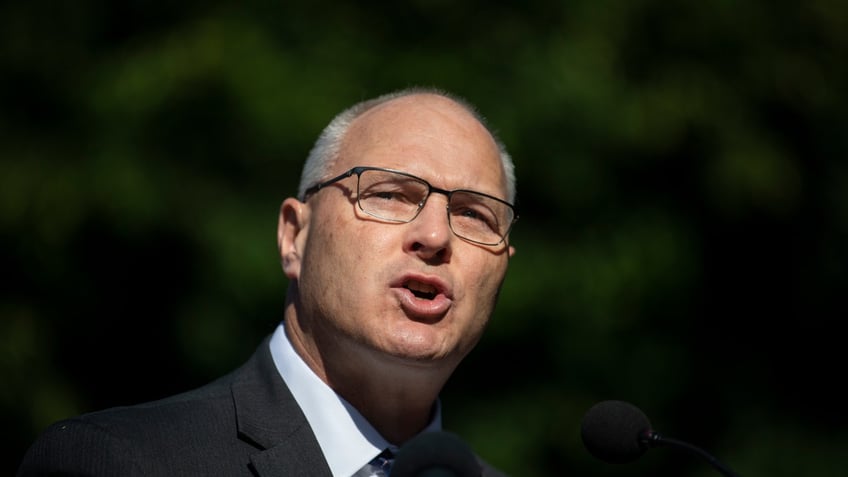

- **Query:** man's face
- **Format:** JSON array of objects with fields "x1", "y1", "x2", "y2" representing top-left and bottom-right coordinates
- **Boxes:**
[{"x1": 282, "y1": 94, "x2": 515, "y2": 371}]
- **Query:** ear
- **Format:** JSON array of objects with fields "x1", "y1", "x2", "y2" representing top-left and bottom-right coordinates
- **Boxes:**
[
  {"x1": 508, "y1": 245, "x2": 516, "y2": 258},
  {"x1": 278, "y1": 197, "x2": 310, "y2": 280}
]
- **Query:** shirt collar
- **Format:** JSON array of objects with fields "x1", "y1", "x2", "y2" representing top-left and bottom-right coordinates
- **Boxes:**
[{"x1": 269, "y1": 323, "x2": 442, "y2": 477}]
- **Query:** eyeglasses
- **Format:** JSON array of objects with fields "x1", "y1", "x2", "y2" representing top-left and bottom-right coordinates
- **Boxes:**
[{"x1": 302, "y1": 166, "x2": 518, "y2": 246}]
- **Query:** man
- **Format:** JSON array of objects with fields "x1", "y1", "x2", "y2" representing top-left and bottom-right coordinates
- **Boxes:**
[{"x1": 18, "y1": 87, "x2": 518, "y2": 476}]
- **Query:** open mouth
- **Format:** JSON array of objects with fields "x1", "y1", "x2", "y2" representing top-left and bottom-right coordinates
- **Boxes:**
[{"x1": 404, "y1": 280, "x2": 439, "y2": 300}]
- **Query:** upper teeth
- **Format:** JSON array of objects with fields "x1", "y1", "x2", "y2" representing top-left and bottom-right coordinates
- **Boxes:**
[{"x1": 407, "y1": 281, "x2": 437, "y2": 294}]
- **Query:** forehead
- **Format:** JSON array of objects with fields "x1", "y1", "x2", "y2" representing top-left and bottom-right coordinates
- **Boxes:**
[{"x1": 337, "y1": 94, "x2": 507, "y2": 197}]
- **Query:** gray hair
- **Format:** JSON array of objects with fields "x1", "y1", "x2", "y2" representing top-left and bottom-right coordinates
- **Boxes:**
[{"x1": 297, "y1": 87, "x2": 516, "y2": 203}]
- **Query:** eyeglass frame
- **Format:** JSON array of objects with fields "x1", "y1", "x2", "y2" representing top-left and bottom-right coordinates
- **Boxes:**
[{"x1": 301, "y1": 166, "x2": 519, "y2": 246}]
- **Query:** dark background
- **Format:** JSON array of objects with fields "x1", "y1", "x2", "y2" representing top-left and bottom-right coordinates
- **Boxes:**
[{"x1": 2, "y1": 1, "x2": 846, "y2": 476}]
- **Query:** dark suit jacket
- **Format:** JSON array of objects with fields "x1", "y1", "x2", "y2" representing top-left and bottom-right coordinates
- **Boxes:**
[{"x1": 17, "y1": 336, "x2": 507, "y2": 476}]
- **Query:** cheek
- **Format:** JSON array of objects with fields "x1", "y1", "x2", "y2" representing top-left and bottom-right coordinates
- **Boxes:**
[
  {"x1": 472, "y1": 254, "x2": 509, "y2": 292},
  {"x1": 300, "y1": 216, "x2": 352, "y2": 299},
  {"x1": 468, "y1": 257, "x2": 506, "y2": 312},
  {"x1": 305, "y1": 215, "x2": 391, "y2": 294},
  {"x1": 457, "y1": 255, "x2": 509, "y2": 322}
]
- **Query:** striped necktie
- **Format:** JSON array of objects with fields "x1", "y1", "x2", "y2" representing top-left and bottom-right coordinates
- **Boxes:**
[{"x1": 354, "y1": 448, "x2": 395, "y2": 477}]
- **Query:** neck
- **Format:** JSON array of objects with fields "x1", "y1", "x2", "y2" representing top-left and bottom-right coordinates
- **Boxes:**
[
  {"x1": 283, "y1": 311, "x2": 454, "y2": 445},
  {"x1": 334, "y1": 375, "x2": 440, "y2": 444}
]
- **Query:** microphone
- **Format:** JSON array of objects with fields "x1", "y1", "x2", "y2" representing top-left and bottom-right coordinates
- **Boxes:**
[
  {"x1": 580, "y1": 400, "x2": 741, "y2": 477},
  {"x1": 391, "y1": 431, "x2": 482, "y2": 477}
]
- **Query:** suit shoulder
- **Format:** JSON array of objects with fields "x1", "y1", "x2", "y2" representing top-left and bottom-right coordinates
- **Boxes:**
[
  {"x1": 17, "y1": 340, "x2": 276, "y2": 476},
  {"x1": 18, "y1": 417, "x2": 144, "y2": 476},
  {"x1": 18, "y1": 373, "x2": 241, "y2": 476},
  {"x1": 95, "y1": 371, "x2": 241, "y2": 441}
]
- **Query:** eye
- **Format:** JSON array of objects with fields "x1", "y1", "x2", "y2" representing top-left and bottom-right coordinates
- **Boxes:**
[
  {"x1": 374, "y1": 191, "x2": 401, "y2": 201},
  {"x1": 460, "y1": 208, "x2": 484, "y2": 221},
  {"x1": 364, "y1": 188, "x2": 419, "y2": 204},
  {"x1": 361, "y1": 178, "x2": 425, "y2": 205},
  {"x1": 453, "y1": 205, "x2": 498, "y2": 230}
]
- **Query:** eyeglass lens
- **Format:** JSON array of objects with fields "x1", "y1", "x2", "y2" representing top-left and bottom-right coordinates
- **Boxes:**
[{"x1": 356, "y1": 169, "x2": 513, "y2": 245}]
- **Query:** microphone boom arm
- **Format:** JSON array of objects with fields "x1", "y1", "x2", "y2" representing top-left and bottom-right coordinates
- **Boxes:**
[{"x1": 641, "y1": 431, "x2": 741, "y2": 477}]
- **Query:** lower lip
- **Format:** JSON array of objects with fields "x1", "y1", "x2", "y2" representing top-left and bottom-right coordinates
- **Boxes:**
[{"x1": 394, "y1": 288, "x2": 452, "y2": 320}]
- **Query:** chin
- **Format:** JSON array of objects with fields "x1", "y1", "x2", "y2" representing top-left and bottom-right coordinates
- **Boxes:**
[
  {"x1": 389, "y1": 336, "x2": 475, "y2": 369},
  {"x1": 379, "y1": 332, "x2": 451, "y2": 364},
  {"x1": 373, "y1": 317, "x2": 476, "y2": 365}
]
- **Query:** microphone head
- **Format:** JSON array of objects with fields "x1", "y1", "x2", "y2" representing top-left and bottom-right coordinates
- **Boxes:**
[
  {"x1": 391, "y1": 431, "x2": 482, "y2": 477},
  {"x1": 581, "y1": 400, "x2": 652, "y2": 464}
]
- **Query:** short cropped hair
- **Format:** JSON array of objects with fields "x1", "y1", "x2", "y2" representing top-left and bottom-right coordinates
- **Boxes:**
[{"x1": 297, "y1": 87, "x2": 516, "y2": 203}]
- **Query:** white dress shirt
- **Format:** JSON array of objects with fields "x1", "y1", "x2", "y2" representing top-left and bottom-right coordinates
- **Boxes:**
[{"x1": 269, "y1": 323, "x2": 442, "y2": 477}]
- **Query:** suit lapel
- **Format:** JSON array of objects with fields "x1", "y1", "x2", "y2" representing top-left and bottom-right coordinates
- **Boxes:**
[
  {"x1": 231, "y1": 336, "x2": 333, "y2": 477},
  {"x1": 248, "y1": 426, "x2": 333, "y2": 477}
]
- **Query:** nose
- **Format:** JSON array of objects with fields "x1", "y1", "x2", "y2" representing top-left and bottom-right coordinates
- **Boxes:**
[{"x1": 404, "y1": 194, "x2": 453, "y2": 263}]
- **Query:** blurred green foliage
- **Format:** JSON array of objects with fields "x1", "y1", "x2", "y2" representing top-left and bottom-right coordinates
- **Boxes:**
[{"x1": 2, "y1": 1, "x2": 846, "y2": 475}]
